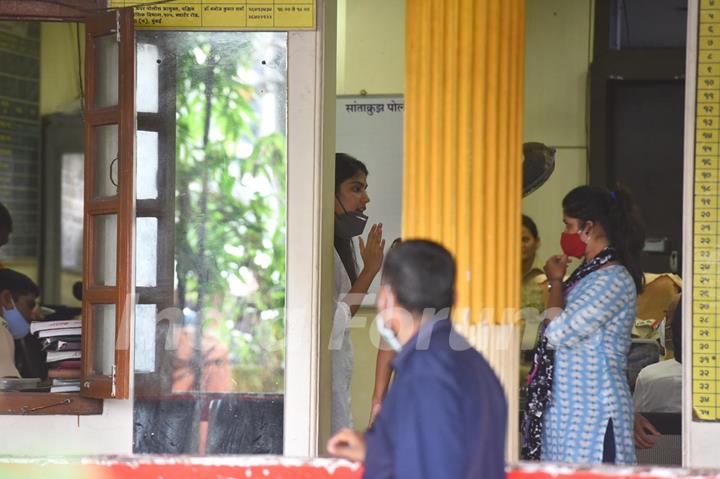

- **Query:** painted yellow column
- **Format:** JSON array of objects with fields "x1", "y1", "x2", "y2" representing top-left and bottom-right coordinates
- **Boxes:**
[{"x1": 404, "y1": 0, "x2": 524, "y2": 460}]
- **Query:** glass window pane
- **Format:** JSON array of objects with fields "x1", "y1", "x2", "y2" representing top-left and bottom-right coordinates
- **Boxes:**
[
  {"x1": 92, "y1": 304, "x2": 116, "y2": 376},
  {"x1": 137, "y1": 43, "x2": 159, "y2": 113},
  {"x1": 134, "y1": 304, "x2": 157, "y2": 373},
  {"x1": 93, "y1": 214, "x2": 117, "y2": 286},
  {"x1": 136, "y1": 217, "x2": 158, "y2": 287},
  {"x1": 61, "y1": 153, "x2": 85, "y2": 271},
  {"x1": 94, "y1": 34, "x2": 119, "y2": 108},
  {"x1": 134, "y1": 31, "x2": 287, "y2": 456},
  {"x1": 137, "y1": 130, "x2": 159, "y2": 200},
  {"x1": 94, "y1": 124, "x2": 119, "y2": 198}
]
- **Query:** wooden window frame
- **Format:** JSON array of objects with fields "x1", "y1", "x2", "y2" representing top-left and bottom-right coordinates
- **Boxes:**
[
  {"x1": 0, "y1": 7, "x2": 135, "y2": 414},
  {"x1": 81, "y1": 8, "x2": 136, "y2": 400},
  {"x1": 0, "y1": 392, "x2": 102, "y2": 415}
]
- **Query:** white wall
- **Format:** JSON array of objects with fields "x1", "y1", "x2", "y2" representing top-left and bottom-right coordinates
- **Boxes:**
[
  {"x1": 336, "y1": 0, "x2": 405, "y2": 95},
  {"x1": 0, "y1": 401, "x2": 133, "y2": 455}
]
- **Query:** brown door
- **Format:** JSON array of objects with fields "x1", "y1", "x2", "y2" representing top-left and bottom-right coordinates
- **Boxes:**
[{"x1": 608, "y1": 80, "x2": 685, "y2": 274}]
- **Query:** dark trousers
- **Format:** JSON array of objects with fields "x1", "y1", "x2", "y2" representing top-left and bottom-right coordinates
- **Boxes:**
[{"x1": 602, "y1": 418, "x2": 616, "y2": 464}]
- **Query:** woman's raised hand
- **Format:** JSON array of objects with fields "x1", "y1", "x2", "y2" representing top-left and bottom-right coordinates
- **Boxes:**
[
  {"x1": 544, "y1": 254, "x2": 569, "y2": 282},
  {"x1": 359, "y1": 223, "x2": 385, "y2": 275}
]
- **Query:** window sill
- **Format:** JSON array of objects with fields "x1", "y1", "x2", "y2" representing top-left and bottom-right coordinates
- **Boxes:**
[{"x1": 0, "y1": 392, "x2": 103, "y2": 415}]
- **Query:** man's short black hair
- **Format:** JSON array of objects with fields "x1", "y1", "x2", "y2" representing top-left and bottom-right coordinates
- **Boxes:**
[
  {"x1": 0, "y1": 269, "x2": 40, "y2": 299},
  {"x1": 0, "y1": 201, "x2": 12, "y2": 231},
  {"x1": 381, "y1": 240, "x2": 455, "y2": 314}
]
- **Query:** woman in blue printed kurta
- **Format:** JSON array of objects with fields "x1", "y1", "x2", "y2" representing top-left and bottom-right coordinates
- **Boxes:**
[
  {"x1": 540, "y1": 185, "x2": 645, "y2": 465},
  {"x1": 542, "y1": 265, "x2": 637, "y2": 463}
]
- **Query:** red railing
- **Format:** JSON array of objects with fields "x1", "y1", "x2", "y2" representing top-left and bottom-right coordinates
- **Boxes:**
[{"x1": 0, "y1": 458, "x2": 714, "y2": 479}]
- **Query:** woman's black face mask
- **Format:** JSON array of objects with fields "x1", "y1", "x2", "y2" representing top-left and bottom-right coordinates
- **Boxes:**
[{"x1": 335, "y1": 196, "x2": 368, "y2": 239}]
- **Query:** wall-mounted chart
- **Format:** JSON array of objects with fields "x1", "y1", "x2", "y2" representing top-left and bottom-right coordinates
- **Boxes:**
[{"x1": 693, "y1": 0, "x2": 720, "y2": 422}]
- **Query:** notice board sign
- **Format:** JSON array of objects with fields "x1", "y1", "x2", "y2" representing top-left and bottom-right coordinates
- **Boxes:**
[{"x1": 109, "y1": 0, "x2": 315, "y2": 30}]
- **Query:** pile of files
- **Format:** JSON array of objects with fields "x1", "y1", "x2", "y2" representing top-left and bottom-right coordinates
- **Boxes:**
[{"x1": 30, "y1": 319, "x2": 81, "y2": 380}]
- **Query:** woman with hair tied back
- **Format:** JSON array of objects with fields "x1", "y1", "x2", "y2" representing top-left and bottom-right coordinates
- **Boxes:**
[
  {"x1": 332, "y1": 153, "x2": 385, "y2": 434},
  {"x1": 522, "y1": 185, "x2": 645, "y2": 465}
]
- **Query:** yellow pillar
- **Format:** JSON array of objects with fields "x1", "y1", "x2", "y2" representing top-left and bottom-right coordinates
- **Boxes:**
[{"x1": 404, "y1": 0, "x2": 524, "y2": 460}]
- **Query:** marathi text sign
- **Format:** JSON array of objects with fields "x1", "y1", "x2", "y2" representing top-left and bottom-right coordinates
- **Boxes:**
[{"x1": 109, "y1": 1, "x2": 315, "y2": 30}]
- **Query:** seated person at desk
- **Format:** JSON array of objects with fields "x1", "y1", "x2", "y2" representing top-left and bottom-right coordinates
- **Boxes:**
[
  {"x1": 627, "y1": 273, "x2": 682, "y2": 390},
  {"x1": 0, "y1": 269, "x2": 46, "y2": 379},
  {"x1": 0, "y1": 311, "x2": 19, "y2": 377},
  {"x1": 634, "y1": 294, "x2": 682, "y2": 414},
  {"x1": 633, "y1": 294, "x2": 681, "y2": 449}
]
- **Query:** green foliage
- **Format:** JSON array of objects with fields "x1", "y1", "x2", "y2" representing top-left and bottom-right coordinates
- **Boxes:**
[{"x1": 175, "y1": 34, "x2": 286, "y2": 392}]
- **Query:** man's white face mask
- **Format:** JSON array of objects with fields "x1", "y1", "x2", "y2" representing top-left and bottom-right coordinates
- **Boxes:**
[
  {"x1": 376, "y1": 285, "x2": 402, "y2": 352},
  {"x1": 375, "y1": 313, "x2": 402, "y2": 352}
]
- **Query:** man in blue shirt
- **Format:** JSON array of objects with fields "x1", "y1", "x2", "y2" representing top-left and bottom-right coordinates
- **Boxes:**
[{"x1": 327, "y1": 240, "x2": 507, "y2": 479}]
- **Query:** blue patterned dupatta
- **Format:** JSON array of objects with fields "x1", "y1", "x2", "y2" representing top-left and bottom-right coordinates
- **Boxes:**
[{"x1": 521, "y1": 247, "x2": 619, "y2": 460}]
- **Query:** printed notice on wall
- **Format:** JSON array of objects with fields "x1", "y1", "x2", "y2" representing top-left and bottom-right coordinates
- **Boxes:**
[{"x1": 109, "y1": 0, "x2": 315, "y2": 30}]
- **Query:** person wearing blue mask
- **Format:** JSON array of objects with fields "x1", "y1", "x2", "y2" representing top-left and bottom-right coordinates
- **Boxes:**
[
  {"x1": 331, "y1": 153, "x2": 385, "y2": 434},
  {"x1": 328, "y1": 240, "x2": 507, "y2": 479},
  {"x1": 0, "y1": 269, "x2": 46, "y2": 379}
]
